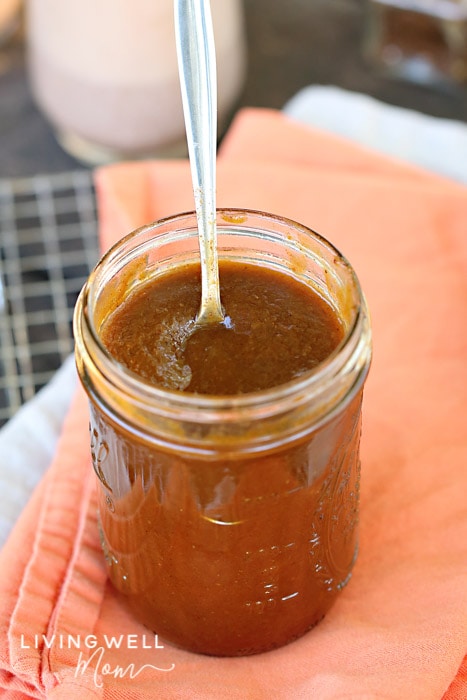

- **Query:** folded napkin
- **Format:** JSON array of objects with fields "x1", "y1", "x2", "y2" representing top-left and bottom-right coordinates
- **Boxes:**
[{"x1": 0, "y1": 108, "x2": 466, "y2": 699}]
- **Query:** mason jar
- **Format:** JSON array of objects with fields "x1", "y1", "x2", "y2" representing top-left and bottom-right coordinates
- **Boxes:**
[
  {"x1": 73, "y1": 209, "x2": 372, "y2": 656},
  {"x1": 363, "y1": 0, "x2": 467, "y2": 86}
]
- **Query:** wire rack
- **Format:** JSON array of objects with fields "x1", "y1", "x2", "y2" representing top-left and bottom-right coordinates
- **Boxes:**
[{"x1": 0, "y1": 170, "x2": 99, "y2": 427}]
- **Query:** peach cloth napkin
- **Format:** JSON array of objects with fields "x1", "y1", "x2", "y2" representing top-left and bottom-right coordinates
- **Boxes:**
[{"x1": 1, "y1": 108, "x2": 466, "y2": 699}]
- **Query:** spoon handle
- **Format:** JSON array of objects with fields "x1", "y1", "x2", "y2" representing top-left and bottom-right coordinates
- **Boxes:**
[{"x1": 174, "y1": 0, "x2": 224, "y2": 325}]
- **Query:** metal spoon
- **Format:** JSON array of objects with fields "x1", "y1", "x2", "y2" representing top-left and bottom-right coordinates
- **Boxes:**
[{"x1": 174, "y1": 0, "x2": 224, "y2": 327}]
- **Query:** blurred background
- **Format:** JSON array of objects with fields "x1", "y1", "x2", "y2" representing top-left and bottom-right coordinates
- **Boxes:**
[
  {"x1": 1, "y1": 0, "x2": 466, "y2": 177},
  {"x1": 0, "y1": 0, "x2": 466, "y2": 426}
]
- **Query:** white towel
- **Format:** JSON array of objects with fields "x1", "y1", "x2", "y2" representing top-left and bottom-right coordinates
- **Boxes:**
[{"x1": 284, "y1": 85, "x2": 467, "y2": 184}]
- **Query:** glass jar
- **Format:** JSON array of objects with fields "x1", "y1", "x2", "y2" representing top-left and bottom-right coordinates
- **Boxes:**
[
  {"x1": 364, "y1": 0, "x2": 467, "y2": 86},
  {"x1": 0, "y1": 0, "x2": 21, "y2": 48},
  {"x1": 26, "y1": 0, "x2": 246, "y2": 163},
  {"x1": 73, "y1": 209, "x2": 372, "y2": 656}
]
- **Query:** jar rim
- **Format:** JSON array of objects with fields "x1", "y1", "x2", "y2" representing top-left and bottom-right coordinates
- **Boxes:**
[{"x1": 74, "y1": 208, "x2": 371, "y2": 430}]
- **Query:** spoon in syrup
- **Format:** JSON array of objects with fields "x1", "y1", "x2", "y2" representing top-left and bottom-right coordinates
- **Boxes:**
[{"x1": 174, "y1": 0, "x2": 227, "y2": 328}]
